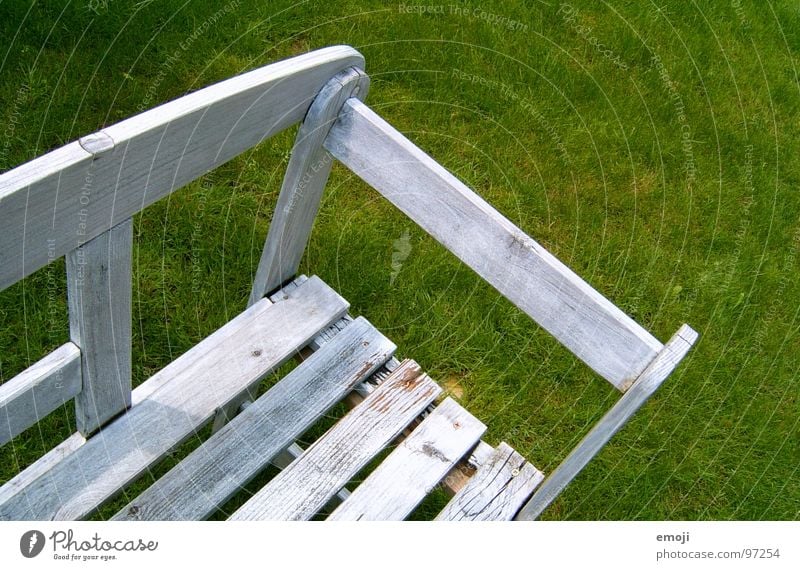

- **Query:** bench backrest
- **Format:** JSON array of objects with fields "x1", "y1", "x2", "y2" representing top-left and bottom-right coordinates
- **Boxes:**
[{"x1": 0, "y1": 46, "x2": 364, "y2": 441}]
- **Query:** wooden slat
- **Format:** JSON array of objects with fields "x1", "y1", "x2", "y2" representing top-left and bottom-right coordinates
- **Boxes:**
[
  {"x1": 0, "y1": 344, "x2": 82, "y2": 446},
  {"x1": 229, "y1": 359, "x2": 442, "y2": 521},
  {"x1": 0, "y1": 46, "x2": 364, "y2": 292},
  {"x1": 437, "y1": 442, "x2": 544, "y2": 521},
  {"x1": 328, "y1": 398, "x2": 485, "y2": 521},
  {"x1": 112, "y1": 317, "x2": 394, "y2": 520},
  {"x1": 441, "y1": 440, "x2": 495, "y2": 494},
  {"x1": 265, "y1": 311, "x2": 389, "y2": 508},
  {"x1": 269, "y1": 442, "x2": 351, "y2": 506},
  {"x1": 66, "y1": 219, "x2": 133, "y2": 435},
  {"x1": 248, "y1": 66, "x2": 369, "y2": 305},
  {"x1": 515, "y1": 324, "x2": 699, "y2": 520},
  {"x1": 0, "y1": 275, "x2": 348, "y2": 520},
  {"x1": 0, "y1": 433, "x2": 86, "y2": 505},
  {"x1": 324, "y1": 99, "x2": 664, "y2": 390},
  {"x1": 211, "y1": 275, "x2": 314, "y2": 432},
  {"x1": 266, "y1": 311, "x2": 398, "y2": 509}
]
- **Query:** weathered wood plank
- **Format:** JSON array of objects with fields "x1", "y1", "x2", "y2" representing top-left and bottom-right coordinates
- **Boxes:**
[
  {"x1": 0, "y1": 344, "x2": 82, "y2": 446},
  {"x1": 229, "y1": 359, "x2": 442, "y2": 521},
  {"x1": 269, "y1": 442, "x2": 352, "y2": 506},
  {"x1": 0, "y1": 276, "x2": 348, "y2": 520},
  {"x1": 264, "y1": 312, "x2": 380, "y2": 508},
  {"x1": 515, "y1": 324, "x2": 699, "y2": 520},
  {"x1": 324, "y1": 99, "x2": 664, "y2": 390},
  {"x1": 213, "y1": 275, "x2": 352, "y2": 432},
  {"x1": 265, "y1": 308, "x2": 397, "y2": 509},
  {"x1": 0, "y1": 46, "x2": 364, "y2": 292},
  {"x1": 248, "y1": 67, "x2": 369, "y2": 305},
  {"x1": 66, "y1": 219, "x2": 133, "y2": 435},
  {"x1": 221, "y1": 276, "x2": 391, "y2": 437},
  {"x1": 113, "y1": 317, "x2": 394, "y2": 520},
  {"x1": 328, "y1": 398, "x2": 485, "y2": 521},
  {"x1": 437, "y1": 442, "x2": 544, "y2": 521},
  {"x1": 211, "y1": 276, "x2": 338, "y2": 433},
  {"x1": 441, "y1": 438, "x2": 495, "y2": 495}
]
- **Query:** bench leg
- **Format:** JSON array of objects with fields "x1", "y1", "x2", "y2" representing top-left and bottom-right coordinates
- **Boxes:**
[{"x1": 66, "y1": 219, "x2": 133, "y2": 436}]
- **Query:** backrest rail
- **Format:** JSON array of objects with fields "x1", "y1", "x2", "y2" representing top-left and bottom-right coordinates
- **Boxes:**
[
  {"x1": 0, "y1": 45, "x2": 365, "y2": 292},
  {"x1": 324, "y1": 98, "x2": 664, "y2": 390},
  {"x1": 0, "y1": 343, "x2": 82, "y2": 446},
  {"x1": 66, "y1": 219, "x2": 133, "y2": 435}
]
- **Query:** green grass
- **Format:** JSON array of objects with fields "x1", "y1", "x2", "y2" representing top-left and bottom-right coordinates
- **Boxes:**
[{"x1": 1, "y1": 0, "x2": 798, "y2": 520}]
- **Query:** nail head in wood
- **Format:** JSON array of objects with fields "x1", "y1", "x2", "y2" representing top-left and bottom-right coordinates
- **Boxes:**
[{"x1": 78, "y1": 132, "x2": 115, "y2": 156}]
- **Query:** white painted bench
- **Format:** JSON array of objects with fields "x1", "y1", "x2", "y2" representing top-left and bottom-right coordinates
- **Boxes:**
[{"x1": 0, "y1": 46, "x2": 697, "y2": 521}]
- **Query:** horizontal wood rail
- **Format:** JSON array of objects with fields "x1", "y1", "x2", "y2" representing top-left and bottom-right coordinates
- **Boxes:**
[{"x1": 0, "y1": 344, "x2": 82, "y2": 446}]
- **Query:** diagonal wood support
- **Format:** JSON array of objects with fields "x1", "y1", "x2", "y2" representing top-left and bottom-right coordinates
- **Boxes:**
[
  {"x1": 248, "y1": 66, "x2": 370, "y2": 306},
  {"x1": 216, "y1": 66, "x2": 369, "y2": 434},
  {"x1": 322, "y1": 98, "x2": 663, "y2": 391}
]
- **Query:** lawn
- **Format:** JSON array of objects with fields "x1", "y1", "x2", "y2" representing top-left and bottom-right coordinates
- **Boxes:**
[{"x1": 0, "y1": 0, "x2": 798, "y2": 520}]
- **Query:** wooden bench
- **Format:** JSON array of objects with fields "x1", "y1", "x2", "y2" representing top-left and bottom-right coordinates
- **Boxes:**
[{"x1": 0, "y1": 46, "x2": 697, "y2": 521}]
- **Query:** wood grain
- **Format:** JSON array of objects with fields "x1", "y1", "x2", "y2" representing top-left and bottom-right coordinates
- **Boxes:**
[
  {"x1": 112, "y1": 317, "x2": 394, "y2": 520},
  {"x1": 229, "y1": 359, "x2": 442, "y2": 520},
  {"x1": 324, "y1": 99, "x2": 664, "y2": 390},
  {"x1": 0, "y1": 433, "x2": 86, "y2": 505},
  {"x1": 268, "y1": 442, "x2": 351, "y2": 506},
  {"x1": 66, "y1": 219, "x2": 133, "y2": 435},
  {"x1": 328, "y1": 397, "x2": 485, "y2": 521},
  {"x1": 437, "y1": 442, "x2": 544, "y2": 521}
]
